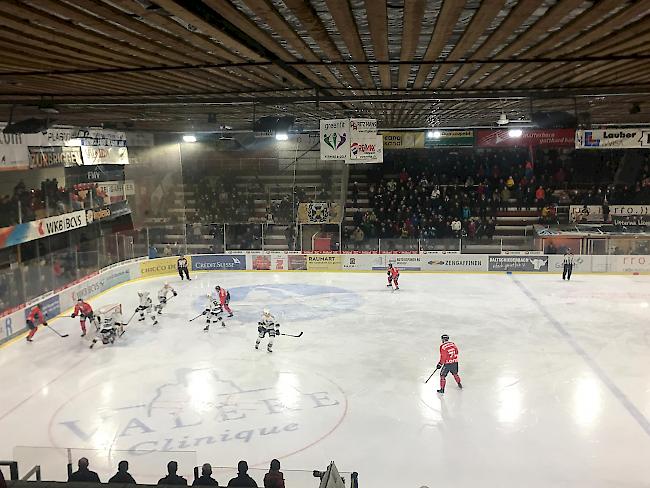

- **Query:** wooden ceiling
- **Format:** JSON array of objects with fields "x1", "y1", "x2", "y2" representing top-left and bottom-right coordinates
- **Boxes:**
[{"x1": 0, "y1": 0, "x2": 649, "y2": 131}]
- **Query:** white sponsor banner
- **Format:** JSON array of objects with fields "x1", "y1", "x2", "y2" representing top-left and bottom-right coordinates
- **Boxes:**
[
  {"x1": 36, "y1": 210, "x2": 88, "y2": 239},
  {"x1": 320, "y1": 119, "x2": 350, "y2": 160},
  {"x1": 97, "y1": 180, "x2": 136, "y2": 199},
  {"x1": 548, "y1": 255, "x2": 593, "y2": 273},
  {"x1": 384, "y1": 254, "x2": 423, "y2": 271},
  {"x1": 0, "y1": 132, "x2": 44, "y2": 171},
  {"x1": 81, "y1": 145, "x2": 129, "y2": 165},
  {"x1": 349, "y1": 118, "x2": 377, "y2": 161},
  {"x1": 68, "y1": 129, "x2": 127, "y2": 147},
  {"x1": 422, "y1": 255, "x2": 488, "y2": 271},
  {"x1": 569, "y1": 205, "x2": 604, "y2": 222},
  {"x1": 346, "y1": 134, "x2": 383, "y2": 165},
  {"x1": 609, "y1": 255, "x2": 650, "y2": 273},
  {"x1": 575, "y1": 128, "x2": 650, "y2": 149},
  {"x1": 0, "y1": 307, "x2": 26, "y2": 340},
  {"x1": 610, "y1": 205, "x2": 650, "y2": 216},
  {"x1": 341, "y1": 254, "x2": 384, "y2": 271}
]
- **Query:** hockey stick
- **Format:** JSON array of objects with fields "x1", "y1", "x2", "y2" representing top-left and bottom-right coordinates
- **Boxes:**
[
  {"x1": 189, "y1": 311, "x2": 205, "y2": 322},
  {"x1": 124, "y1": 311, "x2": 137, "y2": 326},
  {"x1": 44, "y1": 323, "x2": 69, "y2": 338},
  {"x1": 280, "y1": 332, "x2": 303, "y2": 338},
  {"x1": 424, "y1": 366, "x2": 441, "y2": 384}
]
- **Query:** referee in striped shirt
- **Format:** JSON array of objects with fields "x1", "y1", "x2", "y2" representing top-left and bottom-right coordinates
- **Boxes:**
[{"x1": 562, "y1": 250, "x2": 574, "y2": 281}]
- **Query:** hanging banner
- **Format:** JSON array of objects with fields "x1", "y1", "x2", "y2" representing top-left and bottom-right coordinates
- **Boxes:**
[
  {"x1": 28, "y1": 146, "x2": 82, "y2": 169},
  {"x1": 381, "y1": 132, "x2": 422, "y2": 149},
  {"x1": 575, "y1": 128, "x2": 650, "y2": 149},
  {"x1": 96, "y1": 180, "x2": 136, "y2": 201},
  {"x1": 320, "y1": 119, "x2": 350, "y2": 160},
  {"x1": 476, "y1": 129, "x2": 574, "y2": 148},
  {"x1": 346, "y1": 134, "x2": 383, "y2": 164},
  {"x1": 569, "y1": 205, "x2": 604, "y2": 223},
  {"x1": 67, "y1": 129, "x2": 127, "y2": 147},
  {"x1": 0, "y1": 210, "x2": 88, "y2": 249},
  {"x1": 0, "y1": 132, "x2": 42, "y2": 171},
  {"x1": 297, "y1": 202, "x2": 342, "y2": 224},
  {"x1": 348, "y1": 118, "x2": 377, "y2": 161},
  {"x1": 424, "y1": 130, "x2": 474, "y2": 147},
  {"x1": 609, "y1": 205, "x2": 650, "y2": 216},
  {"x1": 80, "y1": 146, "x2": 129, "y2": 165}
]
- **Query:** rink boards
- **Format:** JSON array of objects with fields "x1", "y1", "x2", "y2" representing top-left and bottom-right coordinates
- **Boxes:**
[{"x1": 2, "y1": 252, "x2": 649, "y2": 343}]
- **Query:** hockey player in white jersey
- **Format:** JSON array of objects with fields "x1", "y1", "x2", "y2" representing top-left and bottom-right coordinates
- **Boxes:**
[
  {"x1": 202, "y1": 292, "x2": 225, "y2": 331},
  {"x1": 155, "y1": 282, "x2": 178, "y2": 314},
  {"x1": 90, "y1": 306, "x2": 124, "y2": 349},
  {"x1": 136, "y1": 291, "x2": 158, "y2": 325},
  {"x1": 256, "y1": 309, "x2": 280, "y2": 352}
]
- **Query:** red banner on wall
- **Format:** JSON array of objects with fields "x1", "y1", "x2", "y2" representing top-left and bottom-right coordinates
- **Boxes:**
[{"x1": 476, "y1": 129, "x2": 575, "y2": 148}]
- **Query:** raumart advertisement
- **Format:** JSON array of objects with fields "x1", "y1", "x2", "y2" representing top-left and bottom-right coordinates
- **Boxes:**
[{"x1": 306, "y1": 254, "x2": 341, "y2": 271}]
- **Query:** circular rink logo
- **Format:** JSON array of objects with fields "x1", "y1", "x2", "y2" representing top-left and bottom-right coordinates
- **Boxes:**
[
  {"x1": 50, "y1": 363, "x2": 347, "y2": 465},
  {"x1": 194, "y1": 283, "x2": 362, "y2": 323}
]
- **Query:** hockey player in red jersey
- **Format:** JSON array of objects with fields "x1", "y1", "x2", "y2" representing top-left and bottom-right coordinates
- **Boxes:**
[
  {"x1": 437, "y1": 334, "x2": 462, "y2": 394},
  {"x1": 25, "y1": 305, "x2": 47, "y2": 342},
  {"x1": 215, "y1": 286, "x2": 233, "y2": 317},
  {"x1": 71, "y1": 298, "x2": 94, "y2": 337},
  {"x1": 387, "y1": 263, "x2": 400, "y2": 290}
]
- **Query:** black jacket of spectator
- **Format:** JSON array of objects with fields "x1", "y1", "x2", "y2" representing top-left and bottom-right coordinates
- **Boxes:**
[
  {"x1": 69, "y1": 468, "x2": 101, "y2": 483},
  {"x1": 109, "y1": 471, "x2": 136, "y2": 484},
  {"x1": 193, "y1": 475, "x2": 219, "y2": 486},
  {"x1": 227, "y1": 474, "x2": 258, "y2": 487},
  {"x1": 159, "y1": 474, "x2": 188, "y2": 486}
]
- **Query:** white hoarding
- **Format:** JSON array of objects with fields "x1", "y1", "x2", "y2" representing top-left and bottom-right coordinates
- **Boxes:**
[{"x1": 320, "y1": 119, "x2": 350, "y2": 160}]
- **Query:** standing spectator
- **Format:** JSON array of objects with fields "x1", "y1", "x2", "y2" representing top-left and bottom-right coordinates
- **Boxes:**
[
  {"x1": 535, "y1": 185, "x2": 546, "y2": 208},
  {"x1": 227, "y1": 461, "x2": 257, "y2": 487},
  {"x1": 69, "y1": 458, "x2": 101, "y2": 482},
  {"x1": 193, "y1": 464, "x2": 218, "y2": 486},
  {"x1": 351, "y1": 181, "x2": 359, "y2": 204},
  {"x1": 451, "y1": 218, "x2": 462, "y2": 238},
  {"x1": 263, "y1": 460, "x2": 284, "y2": 488},
  {"x1": 109, "y1": 461, "x2": 136, "y2": 484},
  {"x1": 158, "y1": 461, "x2": 188, "y2": 486}
]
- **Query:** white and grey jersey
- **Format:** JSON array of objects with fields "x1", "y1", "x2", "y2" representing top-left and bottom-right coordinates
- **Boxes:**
[
  {"x1": 258, "y1": 317, "x2": 279, "y2": 335},
  {"x1": 158, "y1": 285, "x2": 175, "y2": 301},
  {"x1": 139, "y1": 295, "x2": 153, "y2": 309},
  {"x1": 563, "y1": 254, "x2": 574, "y2": 265}
]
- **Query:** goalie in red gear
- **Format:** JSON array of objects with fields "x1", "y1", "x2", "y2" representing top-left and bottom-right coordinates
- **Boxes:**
[
  {"x1": 26, "y1": 305, "x2": 47, "y2": 342},
  {"x1": 437, "y1": 334, "x2": 462, "y2": 394},
  {"x1": 215, "y1": 286, "x2": 233, "y2": 317},
  {"x1": 387, "y1": 263, "x2": 399, "y2": 290},
  {"x1": 71, "y1": 298, "x2": 94, "y2": 337}
]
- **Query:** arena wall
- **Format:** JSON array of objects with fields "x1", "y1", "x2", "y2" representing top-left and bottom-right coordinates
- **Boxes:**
[{"x1": 2, "y1": 253, "x2": 648, "y2": 344}]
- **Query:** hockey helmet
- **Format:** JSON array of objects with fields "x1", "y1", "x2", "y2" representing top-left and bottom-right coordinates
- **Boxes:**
[
  {"x1": 215, "y1": 285, "x2": 221, "y2": 291},
  {"x1": 441, "y1": 334, "x2": 450, "y2": 342},
  {"x1": 263, "y1": 308, "x2": 271, "y2": 316}
]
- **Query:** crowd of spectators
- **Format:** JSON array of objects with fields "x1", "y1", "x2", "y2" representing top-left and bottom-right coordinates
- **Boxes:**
[
  {"x1": 346, "y1": 148, "x2": 650, "y2": 242},
  {"x1": 65, "y1": 457, "x2": 285, "y2": 487},
  {"x1": 0, "y1": 179, "x2": 112, "y2": 227}
]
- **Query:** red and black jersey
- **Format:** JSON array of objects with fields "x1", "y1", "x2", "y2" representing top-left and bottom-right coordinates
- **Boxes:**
[{"x1": 439, "y1": 341, "x2": 459, "y2": 364}]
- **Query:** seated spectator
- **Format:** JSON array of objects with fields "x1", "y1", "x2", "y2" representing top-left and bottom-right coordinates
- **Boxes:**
[
  {"x1": 69, "y1": 457, "x2": 101, "y2": 482},
  {"x1": 109, "y1": 460, "x2": 136, "y2": 484},
  {"x1": 193, "y1": 464, "x2": 218, "y2": 486},
  {"x1": 506, "y1": 175, "x2": 515, "y2": 189},
  {"x1": 263, "y1": 460, "x2": 284, "y2": 488},
  {"x1": 158, "y1": 461, "x2": 188, "y2": 486},
  {"x1": 227, "y1": 461, "x2": 258, "y2": 487},
  {"x1": 451, "y1": 218, "x2": 461, "y2": 237}
]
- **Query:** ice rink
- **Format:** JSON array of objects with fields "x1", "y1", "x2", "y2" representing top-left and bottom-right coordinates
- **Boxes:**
[{"x1": 1, "y1": 271, "x2": 650, "y2": 488}]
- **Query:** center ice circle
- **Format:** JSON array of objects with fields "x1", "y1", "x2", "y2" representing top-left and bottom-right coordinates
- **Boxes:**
[{"x1": 49, "y1": 362, "x2": 347, "y2": 467}]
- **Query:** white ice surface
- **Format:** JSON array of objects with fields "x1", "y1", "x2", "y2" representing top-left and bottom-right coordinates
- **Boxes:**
[{"x1": 1, "y1": 272, "x2": 650, "y2": 488}]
